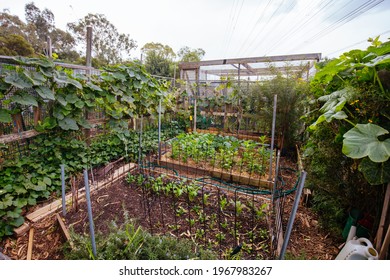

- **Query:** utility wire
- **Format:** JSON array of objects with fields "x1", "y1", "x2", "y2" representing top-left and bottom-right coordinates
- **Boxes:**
[
  {"x1": 221, "y1": 0, "x2": 239, "y2": 56},
  {"x1": 325, "y1": 29, "x2": 390, "y2": 57},
  {"x1": 255, "y1": 0, "x2": 299, "y2": 56},
  {"x1": 224, "y1": 0, "x2": 246, "y2": 57},
  {"x1": 243, "y1": 0, "x2": 287, "y2": 56},
  {"x1": 263, "y1": 0, "x2": 335, "y2": 55},
  {"x1": 289, "y1": 0, "x2": 384, "y2": 53},
  {"x1": 309, "y1": 0, "x2": 383, "y2": 42},
  {"x1": 235, "y1": 0, "x2": 272, "y2": 56}
]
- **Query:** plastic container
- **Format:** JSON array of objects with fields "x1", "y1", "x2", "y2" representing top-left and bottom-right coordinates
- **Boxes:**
[
  {"x1": 342, "y1": 208, "x2": 362, "y2": 240},
  {"x1": 336, "y1": 237, "x2": 378, "y2": 260}
]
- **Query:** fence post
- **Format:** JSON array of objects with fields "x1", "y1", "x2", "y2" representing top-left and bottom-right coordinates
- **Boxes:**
[
  {"x1": 268, "y1": 94, "x2": 277, "y2": 181},
  {"x1": 84, "y1": 169, "x2": 97, "y2": 258},
  {"x1": 279, "y1": 171, "x2": 307, "y2": 259}
]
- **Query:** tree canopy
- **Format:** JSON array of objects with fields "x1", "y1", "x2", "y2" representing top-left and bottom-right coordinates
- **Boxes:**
[
  {"x1": 177, "y1": 46, "x2": 205, "y2": 62},
  {"x1": 67, "y1": 13, "x2": 137, "y2": 65}
]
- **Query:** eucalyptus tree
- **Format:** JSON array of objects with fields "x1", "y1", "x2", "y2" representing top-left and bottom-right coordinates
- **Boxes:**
[{"x1": 67, "y1": 13, "x2": 137, "y2": 65}]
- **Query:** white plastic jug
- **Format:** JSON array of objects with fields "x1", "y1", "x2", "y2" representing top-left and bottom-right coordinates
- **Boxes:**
[{"x1": 336, "y1": 237, "x2": 378, "y2": 260}]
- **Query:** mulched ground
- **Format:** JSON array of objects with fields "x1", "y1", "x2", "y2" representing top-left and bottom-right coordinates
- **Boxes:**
[{"x1": 0, "y1": 158, "x2": 341, "y2": 260}]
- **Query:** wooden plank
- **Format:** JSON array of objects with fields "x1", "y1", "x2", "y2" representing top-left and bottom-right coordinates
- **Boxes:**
[
  {"x1": 179, "y1": 53, "x2": 322, "y2": 69},
  {"x1": 376, "y1": 183, "x2": 390, "y2": 251},
  {"x1": 0, "y1": 129, "x2": 40, "y2": 144},
  {"x1": 143, "y1": 167, "x2": 270, "y2": 203},
  {"x1": 196, "y1": 129, "x2": 265, "y2": 141},
  {"x1": 159, "y1": 156, "x2": 273, "y2": 189},
  {"x1": 14, "y1": 222, "x2": 30, "y2": 237},
  {"x1": 26, "y1": 228, "x2": 34, "y2": 260},
  {"x1": 56, "y1": 213, "x2": 73, "y2": 248},
  {"x1": 24, "y1": 163, "x2": 136, "y2": 223},
  {"x1": 379, "y1": 225, "x2": 390, "y2": 260}
]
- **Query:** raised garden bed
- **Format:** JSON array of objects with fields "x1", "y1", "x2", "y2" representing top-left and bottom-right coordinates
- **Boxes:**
[{"x1": 159, "y1": 132, "x2": 275, "y2": 189}]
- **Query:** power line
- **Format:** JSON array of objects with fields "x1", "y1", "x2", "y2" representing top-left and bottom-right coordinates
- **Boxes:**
[
  {"x1": 225, "y1": 0, "x2": 245, "y2": 57},
  {"x1": 262, "y1": 0, "x2": 335, "y2": 55},
  {"x1": 325, "y1": 29, "x2": 390, "y2": 57},
  {"x1": 289, "y1": 0, "x2": 384, "y2": 53},
  {"x1": 221, "y1": 0, "x2": 239, "y2": 56},
  {"x1": 243, "y1": 0, "x2": 287, "y2": 56},
  {"x1": 235, "y1": 0, "x2": 272, "y2": 56},
  {"x1": 255, "y1": 0, "x2": 299, "y2": 56}
]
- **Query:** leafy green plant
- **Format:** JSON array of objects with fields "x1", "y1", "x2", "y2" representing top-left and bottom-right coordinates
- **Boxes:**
[{"x1": 65, "y1": 219, "x2": 216, "y2": 260}]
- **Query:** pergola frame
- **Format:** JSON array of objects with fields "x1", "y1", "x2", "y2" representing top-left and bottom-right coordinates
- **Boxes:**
[
  {"x1": 178, "y1": 53, "x2": 322, "y2": 132},
  {"x1": 179, "y1": 52, "x2": 322, "y2": 80}
]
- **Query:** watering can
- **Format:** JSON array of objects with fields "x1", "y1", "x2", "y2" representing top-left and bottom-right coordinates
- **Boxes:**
[{"x1": 335, "y1": 237, "x2": 378, "y2": 260}]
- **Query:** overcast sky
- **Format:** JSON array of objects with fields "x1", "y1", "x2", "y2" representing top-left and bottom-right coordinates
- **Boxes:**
[{"x1": 2, "y1": 0, "x2": 390, "y2": 61}]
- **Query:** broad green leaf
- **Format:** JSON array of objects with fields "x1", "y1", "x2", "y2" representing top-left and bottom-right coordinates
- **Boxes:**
[
  {"x1": 358, "y1": 158, "x2": 390, "y2": 185},
  {"x1": 13, "y1": 197, "x2": 27, "y2": 207},
  {"x1": 43, "y1": 177, "x2": 52, "y2": 186},
  {"x1": 5, "y1": 72, "x2": 33, "y2": 88},
  {"x1": 13, "y1": 185, "x2": 27, "y2": 195},
  {"x1": 77, "y1": 118, "x2": 92, "y2": 129},
  {"x1": 33, "y1": 181, "x2": 46, "y2": 191},
  {"x1": 9, "y1": 216, "x2": 24, "y2": 227},
  {"x1": 74, "y1": 100, "x2": 85, "y2": 109},
  {"x1": 53, "y1": 107, "x2": 65, "y2": 120},
  {"x1": 36, "y1": 117, "x2": 57, "y2": 131},
  {"x1": 56, "y1": 95, "x2": 67, "y2": 106},
  {"x1": 27, "y1": 197, "x2": 36, "y2": 205},
  {"x1": 11, "y1": 92, "x2": 38, "y2": 107},
  {"x1": 23, "y1": 69, "x2": 46, "y2": 86},
  {"x1": 66, "y1": 77, "x2": 83, "y2": 89},
  {"x1": 35, "y1": 86, "x2": 55, "y2": 100},
  {"x1": 39, "y1": 66, "x2": 53, "y2": 77},
  {"x1": 318, "y1": 88, "x2": 354, "y2": 113},
  {"x1": 58, "y1": 117, "x2": 79, "y2": 130},
  {"x1": 122, "y1": 95, "x2": 134, "y2": 104},
  {"x1": 342, "y1": 123, "x2": 390, "y2": 162},
  {"x1": 7, "y1": 207, "x2": 22, "y2": 218},
  {"x1": 12, "y1": 56, "x2": 53, "y2": 68},
  {"x1": 112, "y1": 72, "x2": 126, "y2": 81},
  {"x1": 85, "y1": 82, "x2": 102, "y2": 91},
  {"x1": 101, "y1": 73, "x2": 115, "y2": 82},
  {"x1": 54, "y1": 72, "x2": 82, "y2": 89},
  {"x1": 65, "y1": 93, "x2": 79, "y2": 104},
  {"x1": 363, "y1": 54, "x2": 390, "y2": 67},
  {"x1": 0, "y1": 109, "x2": 12, "y2": 123}
]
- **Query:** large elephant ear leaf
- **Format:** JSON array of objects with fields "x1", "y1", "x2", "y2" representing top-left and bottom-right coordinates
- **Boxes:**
[
  {"x1": 358, "y1": 158, "x2": 390, "y2": 185},
  {"x1": 342, "y1": 123, "x2": 390, "y2": 162}
]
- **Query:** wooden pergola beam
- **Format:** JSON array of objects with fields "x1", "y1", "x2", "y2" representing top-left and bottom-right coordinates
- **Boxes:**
[
  {"x1": 203, "y1": 65, "x2": 307, "y2": 77},
  {"x1": 179, "y1": 53, "x2": 321, "y2": 70}
]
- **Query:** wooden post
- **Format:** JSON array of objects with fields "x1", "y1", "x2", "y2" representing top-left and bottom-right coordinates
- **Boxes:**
[
  {"x1": 27, "y1": 228, "x2": 34, "y2": 260},
  {"x1": 85, "y1": 26, "x2": 92, "y2": 144},
  {"x1": 379, "y1": 225, "x2": 390, "y2": 260},
  {"x1": 46, "y1": 36, "x2": 52, "y2": 58},
  {"x1": 194, "y1": 68, "x2": 200, "y2": 132},
  {"x1": 376, "y1": 183, "x2": 390, "y2": 251},
  {"x1": 86, "y1": 26, "x2": 92, "y2": 71}
]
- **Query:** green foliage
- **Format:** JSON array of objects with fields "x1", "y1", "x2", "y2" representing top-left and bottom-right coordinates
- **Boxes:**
[
  {"x1": 304, "y1": 38, "x2": 390, "y2": 236},
  {"x1": 67, "y1": 13, "x2": 136, "y2": 65},
  {"x1": 0, "y1": 34, "x2": 35, "y2": 56},
  {"x1": 0, "y1": 123, "x2": 182, "y2": 240},
  {"x1": 64, "y1": 219, "x2": 216, "y2": 260},
  {"x1": 308, "y1": 38, "x2": 390, "y2": 185},
  {"x1": 170, "y1": 132, "x2": 269, "y2": 176},
  {"x1": 342, "y1": 123, "x2": 390, "y2": 162},
  {"x1": 177, "y1": 46, "x2": 205, "y2": 62}
]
